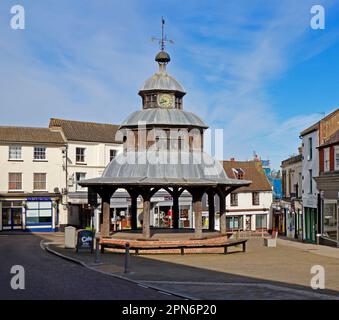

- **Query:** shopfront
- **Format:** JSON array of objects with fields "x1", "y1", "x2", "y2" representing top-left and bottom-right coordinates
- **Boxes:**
[
  {"x1": 1, "y1": 201, "x2": 23, "y2": 230},
  {"x1": 0, "y1": 196, "x2": 57, "y2": 232},
  {"x1": 25, "y1": 197, "x2": 55, "y2": 232}
]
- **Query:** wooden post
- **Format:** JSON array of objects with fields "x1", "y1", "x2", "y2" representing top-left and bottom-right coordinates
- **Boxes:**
[
  {"x1": 219, "y1": 192, "x2": 226, "y2": 235},
  {"x1": 126, "y1": 188, "x2": 139, "y2": 231},
  {"x1": 142, "y1": 192, "x2": 151, "y2": 239},
  {"x1": 101, "y1": 193, "x2": 111, "y2": 238},
  {"x1": 192, "y1": 190, "x2": 204, "y2": 239},
  {"x1": 98, "y1": 188, "x2": 116, "y2": 238},
  {"x1": 172, "y1": 191, "x2": 180, "y2": 229},
  {"x1": 208, "y1": 190, "x2": 215, "y2": 231},
  {"x1": 131, "y1": 194, "x2": 138, "y2": 230}
]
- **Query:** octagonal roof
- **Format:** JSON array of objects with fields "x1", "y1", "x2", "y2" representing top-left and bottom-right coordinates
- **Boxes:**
[{"x1": 119, "y1": 108, "x2": 208, "y2": 129}]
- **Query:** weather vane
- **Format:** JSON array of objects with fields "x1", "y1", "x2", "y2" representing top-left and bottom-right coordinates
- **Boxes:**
[{"x1": 151, "y1": 17, "x2": 174, "y2": 51}]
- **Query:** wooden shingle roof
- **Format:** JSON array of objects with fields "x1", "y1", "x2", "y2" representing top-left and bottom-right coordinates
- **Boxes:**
[
  {"x1": 223, "y1": 160, "x2": 272, "y2": 193},
  {"x1": 0, "y1": 126, "x2": 65, "y2": 145},
  {"x1": 49, "y1": 118, "x2": 120, "y2": 143}
]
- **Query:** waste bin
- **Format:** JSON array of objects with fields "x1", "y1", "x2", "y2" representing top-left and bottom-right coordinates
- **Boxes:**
[{"x1": 64, "y1": 226, "x2": 77, "y2": 249}]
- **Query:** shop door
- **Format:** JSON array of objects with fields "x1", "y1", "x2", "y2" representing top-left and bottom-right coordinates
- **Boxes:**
[
  {"x1": 2, "y1": 207, "x2": 23, "y2": 230},
  {"x1": 305, "y1": 208, "x2": 317, "y2": 243}
]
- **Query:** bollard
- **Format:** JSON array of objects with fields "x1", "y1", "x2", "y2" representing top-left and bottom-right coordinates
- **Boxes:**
[
  {"x1": 94, "y1": 237, "x2": 100, "y2": 264},
  {"x1": 124, "y1": 242, "x2": 130, "y2": 273}
]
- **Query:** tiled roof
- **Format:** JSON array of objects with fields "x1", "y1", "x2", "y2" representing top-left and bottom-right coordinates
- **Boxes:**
[
  {"x1": 49, "y1": 118, "x2": 120, "y2": 143},
  {"x1": 223, "y1": 160, "x2": 272, "y2": 192},
  {"x1": 0, "y1": 126, "x2": 65, "y2": 145}
]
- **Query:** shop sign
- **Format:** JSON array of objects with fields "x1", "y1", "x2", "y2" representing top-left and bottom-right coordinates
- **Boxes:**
[
  {"x1": 27, "y1": 197, "x2": 51, "y2": 201},
  {"x1": 76, "y1": 230, "x2": 94, "y2": 253}
]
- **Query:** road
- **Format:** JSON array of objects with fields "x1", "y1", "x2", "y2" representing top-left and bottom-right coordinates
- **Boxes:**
[{"x1": 0, "y1": 234, "x2": 178, "y2": 300}]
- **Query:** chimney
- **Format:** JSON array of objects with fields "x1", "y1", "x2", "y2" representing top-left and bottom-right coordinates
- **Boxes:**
[{"x1": 230, "y1": 157, "x2": 235, "y2": 161}]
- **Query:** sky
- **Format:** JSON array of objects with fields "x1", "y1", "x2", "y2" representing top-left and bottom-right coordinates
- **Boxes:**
[{"x1": 0, "y1": 0, "x2": 339, "y2": 169}]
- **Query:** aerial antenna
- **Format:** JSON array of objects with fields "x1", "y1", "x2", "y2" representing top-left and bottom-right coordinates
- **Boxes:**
[{"x1": 151, "y1": 17, "x2": 174, "y2": 51}]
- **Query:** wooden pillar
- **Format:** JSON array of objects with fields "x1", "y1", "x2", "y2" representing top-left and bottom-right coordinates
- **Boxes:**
[
  {"x1": 126, "y1": 188, "x2": 140, "y2": 230},
  {"x1": 100, "y1": 192, "x2": 112, "y2": 238},
  {"x1": 219, "y1": 193, "x2": 226, "y2": 235},
  {"x1": 208, "y1": 190, "x2": 215, "y2": 231},
  {"x1": 130, "y1": 195, "x2": 138, "y2": 230},
  {"x1": 142, "y1": 194, "x2": 151, "y2": 239},
  {"x1": 192, "y1": 190, "x2": 204, "y2": 239},
  {"x1": 172, "y1": 190, "x2": 179, "y2": 229}
]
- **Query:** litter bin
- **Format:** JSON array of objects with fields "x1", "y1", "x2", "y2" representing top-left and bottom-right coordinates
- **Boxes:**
[{"x1": 64, "y1": 226, "x2": 77, "y2": 249}]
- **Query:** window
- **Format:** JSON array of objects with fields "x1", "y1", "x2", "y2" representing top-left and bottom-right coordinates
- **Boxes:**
[
  {"x1": 9, "y1": 146, "x2": 22, "y2": 160},
  {"x1": 76, "y1": 148, "x2": 85, "y2": 163},
  {"x1": 226, "y1": 216, "x2": 243, "y2": 231},
  {"x1": 26, "y1": 201, "x2": 52, "y2": 224},
  {"x1": 335, "y1": 146, "x2": 339, "y2": 171},
  {"x1": 323, "y1": 202, "x2": 337, "y2": 238},
  {"x1": 252, "y1": 192, "x2": 260, "y2": 206},
  {"x1": 309, "y1": 169, "x2": 313, "y2": 194},
  {"x1": 34, "y1": 147, "x2": 46, "y2": 160},
  {"x1": 33, "y1": 173, "x2": 47, "y2": 190},
  {"x1": 230, "y1": 193, "x2": 238, "y2": 206},
  {"x1": 256, "y1": 215, "x2": 267, "y2": 229},
  {"x1": 324, "y1": 148, "x2": 330, "y2": 172},
  {"x1": 8, "y1": 173, "x2": 22, "y2": 191},
  {"x1": 110, "y1": 149, "x2": 117, "y2": 162},
  {"x1": 232, "y1": 168, "x2": 244, "y2": 179},
  {"x1": 308, "y1": 137, "x2": 313, "y2": 160},
  {"x1": 76, "y1": 172, "x2": 86, "y2": 191}
]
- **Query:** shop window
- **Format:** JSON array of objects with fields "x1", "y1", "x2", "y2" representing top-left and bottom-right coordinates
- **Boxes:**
[
  {"x1": 8, "y1": 172, "x2": 22, "y2": 191},
  {"x1": 256, "y1": 214, "x2": 267, "y2": 229},
  {"x1": 226, "y1": 216, "x2": 243, "y2": 230},
  {"x1": 33, "y1": 173, "x2": 47, "y2": 191},
  {"x1": 323, "y1": 202, "x2": 337, "y2": 239},
  {"x1": 26, "y1": 201, "x2": 52, "y2": 224},
  {"x1": 9, "y1": 145, "x2": 22, "y2": 160},
  {"x1": 76, "y1": 147, "x2": 85, "y2": 163},
  {"x1": 230, "y1": 193, "x2": 238, "y2": 206},
  {"x1": 34, "y1": 147, "x2": 46, "y2": 160},
  {"x1": 252, "y1": 192, "x2": 260, "y2": 206}
]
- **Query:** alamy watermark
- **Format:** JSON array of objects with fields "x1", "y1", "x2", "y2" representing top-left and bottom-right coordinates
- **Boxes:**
[
  {"x1": 310, "y1": 5, "x2": 325, "y2": 30},
  {"x1": 10, "y1": 265, "x2": 25, "y2": 290},
  {"x1": 310, "y1": 265, "x2": 325, "y2": 290}
]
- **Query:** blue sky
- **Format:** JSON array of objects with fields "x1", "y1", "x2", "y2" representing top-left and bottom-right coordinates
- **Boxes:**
[{"x1": 0, "y1": 0, "x2": 339, "y2": 169}]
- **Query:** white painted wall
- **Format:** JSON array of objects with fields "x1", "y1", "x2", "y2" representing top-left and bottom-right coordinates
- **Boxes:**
[
  {"x1": 301, "y1": 130, "x2": 319, "y2": 209},
  {"x1": 66, "y1": 141, "x2": 123, "y2": 193},
  {"x1": 225, "y1": 191, "x2": 273, "y2": 231},
  {"x1": 0, "y1": 144, "x2": 65, "y2": 193}
]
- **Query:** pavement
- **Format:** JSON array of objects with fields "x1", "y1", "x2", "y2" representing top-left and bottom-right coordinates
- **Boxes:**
[
  {"x1": 0, "y1": 233, "x2": 182, "y2": 300},
  {"x1": 41, "y1": 232, "x2": 339, "y2": 300}
]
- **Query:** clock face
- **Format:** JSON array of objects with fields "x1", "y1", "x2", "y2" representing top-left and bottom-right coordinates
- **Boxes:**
[{"x1": 157, "y1": 93, "x2": 174, "y2": 108}]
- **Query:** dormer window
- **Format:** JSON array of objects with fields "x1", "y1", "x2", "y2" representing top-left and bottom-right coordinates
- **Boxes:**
[{"x1": 232, "y1": 168, "x2": 244, "y2": 179}]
